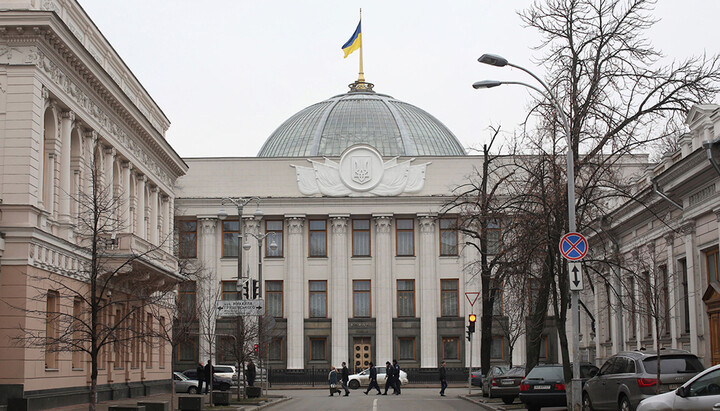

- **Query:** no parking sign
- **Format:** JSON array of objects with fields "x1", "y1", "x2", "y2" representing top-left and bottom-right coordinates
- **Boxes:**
[{"x1": 559, "y1": 232, "x2": 588, "y2": 261}]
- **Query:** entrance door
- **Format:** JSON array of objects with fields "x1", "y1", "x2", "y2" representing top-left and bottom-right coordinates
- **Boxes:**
[
  {"x1": 353, "y1": 337, "x2": 371, "y2": 373},
  {"x1": 710, "y1": 312, "x2": 720, "y2": 365}
]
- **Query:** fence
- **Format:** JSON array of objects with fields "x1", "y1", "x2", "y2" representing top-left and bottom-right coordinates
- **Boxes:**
[{"x1": 267, "y1": 367, "x2": 470, "y2": 387}]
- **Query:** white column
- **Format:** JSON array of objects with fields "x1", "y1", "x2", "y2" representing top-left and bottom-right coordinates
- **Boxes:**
[
  {"x1": 161, "y1": 194, "x2": 170, "y2": 251},
  {"x1": 136, "y1": 174, "x2": 146, "y2": 239},
  {"x1": 374, "y1": 215, "x2": 393, "y2": 365},
  {"x1": 418, "y1": 215, "x2": 438, "y2": 368},
  {"x1": 665, "y1": 233, "x2": 679, "y2": 348},
  {"x1": 286, "y1": 216, "x2": 305, "y2": 369},
  {"x1": 120, "y1": 162, "x2": 132, "y2": 233},
  {"x1": 58, "y1": 111, "x2": 74, "y2": 224},
  {"x1": 149, "y1": 186, "x2": 159, "y2": 245},
  {"x1": 611, "y1": 258, "x2": 624, "y2": 353},
  {"x1": 198, "y1": 217, "x2": 218, "y2": 362},
  {"x1": 330, "y1": 216, "x2": 349, "y2": 366},
  {"x1": 103, "y1": 147, "x2": 115, "y2": 194},
  {"x1": 682, "y1": 221, "x2": 699, "y2": 355},
  {"x1": 83, "y1": 130, "x2": 97, "y2": 197},
  {"x1": 647, "y1": 241, "x2": 659, "y2": 349}
]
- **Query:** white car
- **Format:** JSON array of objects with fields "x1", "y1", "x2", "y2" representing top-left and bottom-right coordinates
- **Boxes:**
[
  {"x1": 214, "y1": 364, "x2": 237, "y2": 381},
  {"x1": 637, "y1": 363, "x2": 720, "y2": 411},
  {"x1": 347, "y1": 366, "x2": 409, "y2": 390}
]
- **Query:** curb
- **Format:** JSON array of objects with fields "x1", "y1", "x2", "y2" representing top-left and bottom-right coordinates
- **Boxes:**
[
  {"x1": 254, "y1": 396, "x2": 292, "y2": 410},
  {"x1": 459, "y1": 395, "x2": 498, "y2": 411}
]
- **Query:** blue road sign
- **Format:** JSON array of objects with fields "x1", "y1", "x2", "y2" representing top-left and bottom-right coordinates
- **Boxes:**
[{"x1": 559, "y1": 232, "x2": 588, "y2": 261}]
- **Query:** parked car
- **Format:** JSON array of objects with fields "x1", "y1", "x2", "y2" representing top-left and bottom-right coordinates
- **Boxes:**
[
  {"x1": 347, "y1": 366, "x2": 409, "y2": 389},
  {"x1": 214, "y1": 364, "x2": 237, "y2": 381},
  {"x1": 487, "y1": 366, "x2": 526, "y2": 404},
  {"x1": 471, "y1": 370, "x2": 483, "y2": 386},
  {"x1": 181, "y1": 369, "x2": 232, "y2": 391},
  {"x1": 173, "y1": 371, "x2": 200, "y2": 394},
  {"x1": 637, "y1": 363, "x2": 720, "y2": 411},
  {"x1": 519, "y1": 363, "x2": 599, "y2": 411},
  {"x1": 481, "y1": 365, "x2": 509, "y2": 397},
  {"x1": 582, "y1": 349, "x2": 704, "y2": 411}
]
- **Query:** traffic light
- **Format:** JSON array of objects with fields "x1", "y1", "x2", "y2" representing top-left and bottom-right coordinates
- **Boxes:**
[
  {"x1": 468, "y1": 314, "x2": 477, "y2": 333},
  {"x1": 242, "y1": 280, "x2": 250, "y2": 299},
  {"x1": 251, "y1": 279, "x2": 259, "y2": 299},
  {"x1": 253, "y1": 344, "x2": 259, "y2": 354}
]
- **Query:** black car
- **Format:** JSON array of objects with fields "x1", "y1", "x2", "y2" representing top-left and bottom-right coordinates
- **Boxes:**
[
  {"x1": 489, "y1": 366, "x2": 526, "y2": 405},
  {"x1": 519, "y1": 364, "x2": 599, "y2": 411},
  {"x1": 182, "y1": 369, "x2": 232, "y2": 391},
  {"x1": 471, "y1": 370, "x2": 483, "y2": 386}
]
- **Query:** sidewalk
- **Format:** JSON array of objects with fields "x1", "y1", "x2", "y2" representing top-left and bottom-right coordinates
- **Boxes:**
[{"x1": 46, "y1": 392, "x2": 290, "y2": 411}]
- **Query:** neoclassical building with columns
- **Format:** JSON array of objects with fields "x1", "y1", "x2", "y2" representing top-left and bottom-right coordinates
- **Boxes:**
[{"x1": 0, "y1": 0, "x2": 186, "y2": 408}]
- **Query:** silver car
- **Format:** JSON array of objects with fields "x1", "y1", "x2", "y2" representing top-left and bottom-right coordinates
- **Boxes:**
[
  {"x1": 173, "y1": 371, "x2": 200, "y2": 394},
  {"x1": 637, "y1": 363, "x2": 720, "y2": 411}
]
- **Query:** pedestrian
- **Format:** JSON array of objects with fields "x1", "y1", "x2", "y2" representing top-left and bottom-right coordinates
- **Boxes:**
[
  {"x1": 382, "y1": 361, "x2": 394, "y2": 395},
  {"x1": 196, "y1": 362, "x2": 204, "y2": 394},
  {"x1": 393, "y1": 359, "x2": 402, "y2": 395},
  {"x1": 204, "y1": 360, "x2": 213, "y2": 394},
  {"x1": 328, "y1": 366, "x2": 339, "y2": 396},
  {"x1": 364, "y1": 362, "x2": 381, "y2": 395},
  {"x1": 439, "y1": 360, "x2": 447, "y2": 396},
  {"x1": 247, "y1": 360, "x2": 256, "y2": 387},
  {"x1": 341, "y1": 362, "x2": 350, "y2": 396}
]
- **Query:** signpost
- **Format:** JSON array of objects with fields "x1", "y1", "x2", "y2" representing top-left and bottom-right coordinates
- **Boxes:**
[
  {"x1": 216, "y1": 299, "x2": 264, "y2": 317},
  {"x1": 465, "y1": 292, "x2": 479, "y2": 394}
]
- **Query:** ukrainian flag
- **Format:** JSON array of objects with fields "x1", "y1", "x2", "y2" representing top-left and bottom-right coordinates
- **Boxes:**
[{"x1": 342, "y1": 21, "x2": 362, "y2": 58}]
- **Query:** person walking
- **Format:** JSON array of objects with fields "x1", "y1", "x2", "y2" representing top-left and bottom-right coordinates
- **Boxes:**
[
  {"x1": 382, "y1": 361, "x2": 394, "y2": 395},
  {"x1": 247, "y1": 360, "x2": 257, "y2": 387},
  {"x1": 364, "y1": 362, "x2": 381, "y2": 395},
  {"x1": 196, "y1": 362, "x2": 204, "y2": 394},
  {"x1": 203, "y1": 360, "x2": 213, "y2": 394},
  {"x1": 392, "y1": 359, "x2": 402, "y2": 395},
  {"x1": 328, "y1": 366, "x2": 339, "y2": 396},
  {"x1": 439, "y1": 360, "x2": 447, "y2": 396},
  {"x1": 341, "y1": 362, "x2": 350, "y2": 396}
]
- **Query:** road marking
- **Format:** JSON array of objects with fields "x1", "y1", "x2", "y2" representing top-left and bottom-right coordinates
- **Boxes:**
[{"x1": 373, "y1": 398, "x2": 378, "y2": 411}]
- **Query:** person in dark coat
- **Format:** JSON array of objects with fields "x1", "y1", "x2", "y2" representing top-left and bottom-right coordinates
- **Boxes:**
[
  {"x1": 328, "y1": 366, "x2": 339, "y2": 396},
  {"x1": 247, "y1": 360, "x2": 257, "y2": 387},
  {"x1": 340, "y1": 362, "x2": 350, "y2": 396},
  {"x1": 439, "y1": 360, "x2": 447, "y2": 396},
  {"x1": 382, "y1": 361, "x2": 394, "y2": 395},
  {"x1": 203, "y1": 360, "x2": 213, "y2": 394},
  {"x1": 364, "y1": 362, "x2": 381, "y2": 395},
  {"x1": 393, "y1": 359, "x2": 402, "y2": 395},
  {"x1": 196, "y1": 362, "x2": 204, "y2": 394}
]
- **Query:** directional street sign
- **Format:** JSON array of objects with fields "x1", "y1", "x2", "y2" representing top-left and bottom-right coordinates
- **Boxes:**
[
  {"x1": 216, "y1": 299, "x2": 264, "y2": 317},
  {"x1": 559, "y1": 232, "x2": 588, "y2": 261},
  {"x1": 568, "y1": 262, "x2": 584, "y2": 291}
]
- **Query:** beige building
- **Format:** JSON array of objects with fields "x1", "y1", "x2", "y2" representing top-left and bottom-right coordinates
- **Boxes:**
[{"x1": 0, "y1": 0, "x2": 186, "y2": 408}]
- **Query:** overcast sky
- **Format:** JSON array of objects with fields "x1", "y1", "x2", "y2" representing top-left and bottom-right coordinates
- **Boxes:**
[{"x1": 77, "y1": 0, "x2": 720, "y2": 158}]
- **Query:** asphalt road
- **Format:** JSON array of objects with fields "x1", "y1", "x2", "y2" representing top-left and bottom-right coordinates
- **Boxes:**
[{"x1": 270, "y1": 388, "x2": 479, "y2": 410}]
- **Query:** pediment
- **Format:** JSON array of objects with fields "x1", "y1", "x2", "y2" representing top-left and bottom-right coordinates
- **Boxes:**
[
  {"x1": 702, "y1": 282, "x2": 720, "y2": 307},
  {"x1": 686, "y1": 105, "x2": 719, "y2": 128}
]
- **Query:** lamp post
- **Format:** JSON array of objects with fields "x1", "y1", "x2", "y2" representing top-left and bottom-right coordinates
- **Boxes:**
[{"x1": 475, "y1": 53, "x2": 581, "y2": 411}]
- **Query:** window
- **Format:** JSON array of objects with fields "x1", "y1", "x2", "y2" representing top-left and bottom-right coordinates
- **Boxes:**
[
  {"x1": 660, "y1": 265, "x2": 670, "y2": 334},
  {"x1": 680, "y1": 259, "x2": 690, "y2": 334},
  {"x1": 222, "y1": 220, "x2": 239, "y2": 258},
  {"x1": 628, "y1": 276, "x2": 637, "y2": 338},
  {"x1": 269, "y1": 338, "x2": 283, "y2": 361},
  {"x1": 45, "y1": 290, "x2": 59, "y2": 369},
  {"x1": 72, "y1": 297, "x2": 83, "y2": 369},
  {"x1": 642, "y1": 271, "x2": 652, "y2": 337},
  {"x1": 708, "y1": 249, "x2": 719, "y2": 283},
  {"x1": 539, "y1": 335, "x2": 549, "y2": 359},
  {"x1": 487, "y1": 220, "x2": 501, "y2": 255},
  {"x1": 687, "y1": 368, "x2": 720, "y2": 397},
  {"x1": 159, "y1": 317, "x2": 166, "y2": 368},
  {"x1": 397, "y1": 280, "x2": 415, "y2": 317},
  {"x1": 310, "y1": 338, "x2": 326, "y2": 361},
  {"x1": 131, "y1": 311, "x2": 140, "y2": 368},
  {"x1": 398, "y1": 337, "x2": 415, "y2": 361},
  {"x1": 605, "y1": 282, "x2": 612, "y2": 342},
  {"x1": 491, "y1": 336, "x2": 505, "y2": 359},
  {"x1": 266, "y1": 281, "x2": 283, "y2": 317},
  {"x1": 266, "y1": 220, "x2": 283, "y2": 257},
  {"x1": 178, "y1": 220, "x2": 197, "y2": 258},
  {"x1": 218, "y1": 337, "x2": 235, "y2": 363},
  {"x1": 309, "y1": 280, "x2": 327, "y2": 317},
  {"x1": 442, "y1": 337, "x2": 459, "y2": 360},
  {"x1": 353, "y1": 280, "x2": 371, "y2": 317},
  {"x1": 178, "y1": 340, "x2": 197, "y2": 362},
  {"x1": 179, "y1": 281, "x2": 196, "y2": 314},
  {"x1": 146, "y1": 313, "x2": 153, "y2": 368},
  {"x1": 491, "y1": 281, "x2": 503, "y2": 315},
  {"x1": 309, "y1": 220, "x2": 327, "y2": 257},
  {"x1": 396, "y1": 218, "x2": 414, "y2": 256},
  {"x1": 441, "y1": 279, "x2": 458, "y2": 317},
  {"x1": 222, "y1": 281, "x2": 237, "y2": 300},
  {"x1": 352, "y1": 219, "x2": 371, "y2": 256},
  {"x1": 439, "y1": 218, "x2": 458, "y2": 256}
]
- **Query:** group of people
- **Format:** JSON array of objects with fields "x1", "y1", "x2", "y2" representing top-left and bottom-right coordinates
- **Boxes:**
[
  {"x1": 195, "y1": 360, "x2": 214, "y2": 395},
  {"x1": 328, "y1": 362, "x2": 351, "y2": 396},
  {"x1": 362, "y1": 360, "x2": 402, "y2": 395}
]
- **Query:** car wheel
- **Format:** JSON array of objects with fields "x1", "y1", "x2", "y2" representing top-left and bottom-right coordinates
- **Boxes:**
[
  {"x1": 481, "y1": 385, "x2": 487, "y2": 397},
  {"x1": 349, "y1": 380, "x2": 360, "y2": 390},
  {"x1": 583, "y1": 393, "x2": 594, "y2": 411},
  {"x1": 188, "y1": 386, "x2": 198, "y2": 394},
  {"x1": 619, "y1": 395, "x2": 632, "y2": 411},
  {"x1": 502, "y1": 396, "x2": 515, "y2": 405}
]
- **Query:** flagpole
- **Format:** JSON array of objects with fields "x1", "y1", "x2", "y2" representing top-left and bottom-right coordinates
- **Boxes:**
[{"x1": 358, "y1": 8, "x2": 365, "y2": 83}]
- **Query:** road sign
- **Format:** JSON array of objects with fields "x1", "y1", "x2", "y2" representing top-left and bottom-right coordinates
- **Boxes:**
[
  {"x1": 465, "y1": 292, "x2": 480, "y2": 307},
  {"x1": 559, "y1": 232, "x2": 588, "y2": 261},
  {"x1": 216, "y1": 299, "x2": 264, "y2": 317},
  {"x1": 568, "y1": 262, "x2": 584, "y2": 291}
]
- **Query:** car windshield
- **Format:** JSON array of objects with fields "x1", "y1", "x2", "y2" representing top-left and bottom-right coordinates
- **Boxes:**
[
  {"x1": 526, "y1": 366, "x2": 563, "y2": 380},
  {"x1": 214, "y1": 366, "x2": 233, "y2": 373},
  {"x1": 643, "y1": 356, "x2": 704, "y2": 374},
  {"x1": 377, "y1": 367, "x2": 386, "y2": 374},
  {"x1": 504, "y1": 367, "x2": 526, "y2": 377}
]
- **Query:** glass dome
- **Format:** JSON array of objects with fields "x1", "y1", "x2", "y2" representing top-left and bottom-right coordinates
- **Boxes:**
[{"x1": 257, "y1": 90, "x2": 466, "y2": 157}]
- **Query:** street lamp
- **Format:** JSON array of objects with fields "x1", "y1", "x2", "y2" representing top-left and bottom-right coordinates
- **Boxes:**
[{"x1": 475, "y1": 53, "x2": 581, "y2": 410}]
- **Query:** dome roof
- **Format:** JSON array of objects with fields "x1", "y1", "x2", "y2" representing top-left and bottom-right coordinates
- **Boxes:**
[{"x1": 257, "y1": 89, "x2": 466, "y2": 157}]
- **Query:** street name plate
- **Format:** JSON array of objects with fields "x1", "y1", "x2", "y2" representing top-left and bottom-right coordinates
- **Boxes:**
[{"x1": 216, "y1": 299, "x2": 264, "y2": 317}]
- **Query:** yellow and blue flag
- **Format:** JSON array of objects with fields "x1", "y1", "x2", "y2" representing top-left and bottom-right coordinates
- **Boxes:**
[{"x1": 342, "y1": 21, "x2": 362, "y2": 58}]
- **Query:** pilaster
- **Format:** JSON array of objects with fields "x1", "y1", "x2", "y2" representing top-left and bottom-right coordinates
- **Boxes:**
[
  {"x1": 198, "y1": 217, "x2": 218, "y2": 362},
  {"x1": 58, "y1": 110, "x2": 75, "y2": 225},
  {"x1": 135, "y1": 173, "x2": 146, "y2": 239},
  {"x1": 286, "y1": 216, "x2": 305, "y2": 369},
  {"x1": 330, "y1": 216, "x2": 349, "y2": 366},
  {"x1": 681, "y1": 221, "x2": 699, "y2": 354},
  {"x1": 418, "y1": 215, "x2": 438, "y2": 368},
  {"x1": 664, "y1": 233, "x2": 679, "y2": 348},
  {"x1": 374, "y1": 215, "x2": 393, "y2": 364}
]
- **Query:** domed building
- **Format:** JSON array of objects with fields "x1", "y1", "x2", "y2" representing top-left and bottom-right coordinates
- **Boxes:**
[{"x1": 173, "y1": 80, "x2": 524, "y2": 376}]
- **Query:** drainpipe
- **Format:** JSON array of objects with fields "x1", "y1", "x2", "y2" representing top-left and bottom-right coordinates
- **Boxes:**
[
  {"x1": 651, "y1": 179, "x2": 683, "y2": 211},
  {"x1": 703, "y1": 139, "x2": 720, "y2": 177}
]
